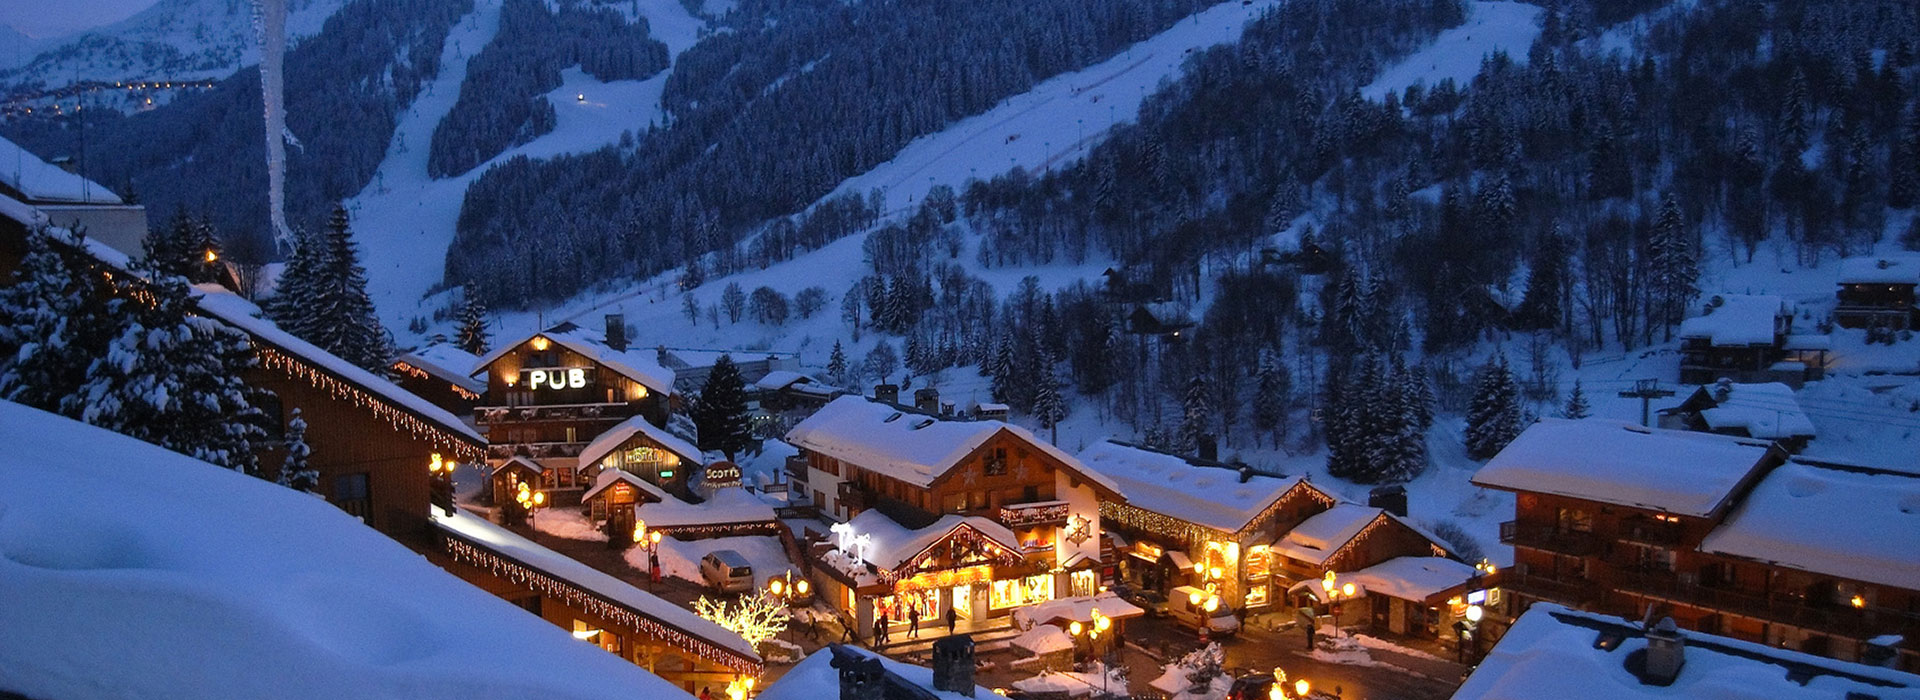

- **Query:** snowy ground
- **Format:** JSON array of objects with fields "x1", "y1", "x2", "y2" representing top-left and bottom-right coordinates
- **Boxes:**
[{"x1": 1361, "y1": 1, "x2": 1544, "y2": 101}]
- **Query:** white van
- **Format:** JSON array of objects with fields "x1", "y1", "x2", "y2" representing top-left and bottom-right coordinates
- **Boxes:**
[
  {"x1": 1168, "y1": 585, "x2": 1242, "y2": 637},
  {"x1": 701, "y1": 550, "x2": 754, "y2": 593}
]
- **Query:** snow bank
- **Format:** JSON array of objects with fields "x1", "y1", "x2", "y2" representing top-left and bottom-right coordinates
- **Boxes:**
[{"x1": 0, "y1": 400, "x2": 690, "y2": 700}]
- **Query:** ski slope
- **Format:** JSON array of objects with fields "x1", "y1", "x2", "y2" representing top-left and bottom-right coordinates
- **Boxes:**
[
  {"x1": 818, "y1": 0, "x2": 1279, "y2": 215},
  {"x1": 1361, "y1": 1, "x2": 1543, "y2": 101},
  {"x1": 351, "y1": 0, "x2": 701, "y2": 328}
]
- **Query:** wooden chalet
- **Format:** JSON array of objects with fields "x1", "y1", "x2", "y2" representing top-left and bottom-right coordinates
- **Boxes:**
[
  {"x1": 576, "y1": 413, "x2": 705, "y2": 501},
  {"x1": 1676, "y1": 294, "x2": 1827, "y2": 387},
  {"x1": 472, "y1": 317, "x2": 678, "y2": 496},
  {"x1": 2, "y1": 193, "x2": 486, "y2": 537},
  {"x1": 1834, "y1": 255, "x2": 1920, "y2": 331},
  {"x1": 391, "y1": 343, "x2": 485, "y2": 415},
  {"x1": 1474, "y1": 419, "x2": 1918, "y2": 671},
  {"x1": 1656, "y1": 380, "x2": 1816, "y2": 452},
  {"x1": 1080, "y1": 440, "x2": 1338, "y2": 614},
  {"x1": 784, "y1": 395, "x2": 1125, "y2": 641}
]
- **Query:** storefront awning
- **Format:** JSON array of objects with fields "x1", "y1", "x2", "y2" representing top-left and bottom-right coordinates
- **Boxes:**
[{"x1": 1165, "y1": 551, "x2": 1194, "y2": 570}]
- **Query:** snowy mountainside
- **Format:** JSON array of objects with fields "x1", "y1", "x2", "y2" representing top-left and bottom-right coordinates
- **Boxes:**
[{"x1": 1, "y1": 0, "x2": 350, "y2": 89}]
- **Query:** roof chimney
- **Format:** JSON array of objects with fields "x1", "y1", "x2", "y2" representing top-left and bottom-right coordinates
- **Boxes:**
[
  {"x1": 604, "y1": 314, "x2": 627, "y2": 351},
  {"x1": 914, "y1": 387, "x2": 940, "y2": 412},
  {"x1": 1638, "y1": 617, "x2": 1685, "y2": 686},
  {"x1": 931, "y1": 635, "x2": 976, "y2": 697},
  {"x1": 1197, "y1": 435, "x2": 1218, "y2": 462},
  {"x1": 1370, "y1": 485, "x2": 1408, "y2": 517},
  {"x1": 873, "y1": 383, "x2": 899, "y2": 404}
]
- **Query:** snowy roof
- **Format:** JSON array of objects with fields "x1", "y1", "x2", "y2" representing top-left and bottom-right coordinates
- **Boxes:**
[
  {"x1": 579, "y1": 415, "x2": 706, "y2": 471},
  {"x1": 1272, "y1": 503, "x2": 1388, "y2": 566},
  {"x1": 0, "y1": 400, "x2": 696, "y2": 700},
  {"x1": 784, "y1": 395, "x2": 1119, "y2": 493},
  {"x1": 1341, "y1": 557, "x2": 1479, "y2": 604},
  {"x1": 1016, "y1": 592, "x2": 1147, "y2": 627},
  {"x1": 1838, "y1": 255, "x2": 1920, "y2": 285},
  {"x1": 398, "y1": 343, "x2": 486, "y2": 393},
  {"x1": 1699, "y1": 461, "x2": 1920, "y2": 590},
  {"x1": 637, "y1": 486, "x2": 778, "y2": 529},
  {"x1": 432, "y1": 509, "x2": 760, "y2": 666},
  {"x1": 1012, "y1": 625, "x2": 1077, "y2": 655},
  {"x1": 1677, "y1": 382, "x2": 1817, "y2": 440},
  {"x1": 473, "y1": 323, "x2": 676, "y2": 395},
  {"x1": 754, "y1": 369, "x2": 811, "y2": 391},
  {"x1": 758, "y1": 646, "x2": 996, "y2": 700},
  {"x1": 0, "y1": 194, "x2": 135, "y2": 270},
  {"x1": 1473, "y1": 419, "x2": 1777, "y2": 518},
  {"x1": 1454, "y1": 604, "x2": 1920, "y2": 700},
  {"x1": 191, "y1": 287, "x2": 486, "y2": 454},
  {"x1": 1078, "y1": 440, "x2": 1317, "y2": 534},
  {"x1": 581, "y1": 467, "x2": 670, "y2": 503},
  {"x1": 0, "y1": 135, "x2": 123, "y2": 204},
  {"x1": 828, "y1": 509, "x2": 1022, "y2": 582},
  {"x1": 1677, "y1": 294, "x2": 1787, "y2": 346}
]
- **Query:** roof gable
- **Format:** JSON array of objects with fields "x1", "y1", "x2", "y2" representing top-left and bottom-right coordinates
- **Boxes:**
[
  {"x1": 473, "y1": 325, "x2": 676, "y2": 395},
  {"x1": 785, "y1": 396, "x2": 1120, "y2": 495},
  {"x1": 579, "y1": 415, "x2": 705, "y2": 471}
]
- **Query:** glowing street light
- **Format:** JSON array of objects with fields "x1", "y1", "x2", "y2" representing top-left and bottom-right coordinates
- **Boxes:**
[{"x1": 1293, "y1": 678, "x2": 1311, "y2": 698}]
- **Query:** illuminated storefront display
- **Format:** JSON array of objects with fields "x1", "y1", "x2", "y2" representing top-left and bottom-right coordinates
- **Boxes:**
[
  {"x1": 1070, "y1": 569, "x2": 1097, "y2": 597},
  {"x1": 1245, "y1": 544, "x2": 1272, "y2": 606},
  {"x1": 991, "y1": 574, "x2": 1055, "y2": 609}
]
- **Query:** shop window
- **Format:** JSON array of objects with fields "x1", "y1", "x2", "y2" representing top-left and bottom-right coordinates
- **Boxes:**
[
  {"x1": 990, "y1": 574, "x2": 1055, "y2": 609},
  {"x1": 1070, "y1": 569, "x2": 1096, "y2": 597},
  {"x1": 1245, "y1": 583, "x2": 1269, "y2": 607},
  {"x1": 1245, "y1": 545, "x2": 1271, "y2": 581}
]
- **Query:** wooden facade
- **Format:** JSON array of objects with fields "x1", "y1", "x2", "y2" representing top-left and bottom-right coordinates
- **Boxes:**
[
  {"x1": 474, "y1": 329, "x2": 674, "y2": 483},
  {"x1": 1492, "y1": 487, "x2": 1919, "y2": 671},
  {"x1": 1101, "y1": 480, "x2": 1338, "y2": 613}
]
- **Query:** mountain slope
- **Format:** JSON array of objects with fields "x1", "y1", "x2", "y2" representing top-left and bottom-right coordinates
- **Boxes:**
[{"x1": 1, "y1": 0, "x2": 350, "y2": 89}]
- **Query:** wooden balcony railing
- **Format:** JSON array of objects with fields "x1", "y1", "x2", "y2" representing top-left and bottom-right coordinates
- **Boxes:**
[
  {"x1": 1500, "y1": 520, "x2": 1601, "y2": 556},
  {"x1": 1616, "y1": 517, "x2": 1689, "y2": 548},
  {"x1": 474, "y1": 402, "x2": 636, "y2": 425},
  {"x1": 999, "y1": 500, "x2": 1070, "y2": 528},
  {"x1": 1497, "y1": 570, "x2": 1602, "y2": 606},
  {"x1": 486, "y1": 441, "x2": 587, "y2": 460},
  {"x1": 1613, "y1": 568, "x2": 1920, "y2": 641}
]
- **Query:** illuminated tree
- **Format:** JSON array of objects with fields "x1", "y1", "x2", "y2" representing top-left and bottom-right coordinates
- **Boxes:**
[{"x1": 694, "y1": 591, "x2": 789, "y2": 647}]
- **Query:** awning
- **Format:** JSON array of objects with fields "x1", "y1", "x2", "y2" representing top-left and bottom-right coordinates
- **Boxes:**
[{"x1": 1166, "y1": 551, "x2": 1194, "y2": 570}]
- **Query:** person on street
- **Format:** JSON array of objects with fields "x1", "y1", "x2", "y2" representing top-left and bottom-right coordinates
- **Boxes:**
[
  {"x1": 908, "y1": 604, "x2": 922, "y2": 639},
  {"x1": 945, "y1": 605, "x2": 958, "y2": 635}
]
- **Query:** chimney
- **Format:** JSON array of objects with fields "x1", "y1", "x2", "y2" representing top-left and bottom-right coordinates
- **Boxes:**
[
  {"x1": 1639, "y1": 617, "x2": 1685, "y2": 686},
  {"x1": 829, "y1": 645, "x2": 887, "y2": 700},
  {"x1": 1862, "y1": 635, "x2": 1903, "y2": 669},
  {"x1": 931, "y1": 635, "x2": 976, "y2": 697},
  {"x1": 1197, "y1": 435, "x2": 1218, "y2": 461},
  {"x1": 915, "y1": 387, "x2": 941, "y2": 412},
  {"x1": 873, "y1": 383, "x2": 899, "y2": 404},
  {"x1": 1369, "y1": 485, "x2": 1408, "y2": 518},
  {"x1": 604, "y1": 314, "x2": 627, "y2": 351}
]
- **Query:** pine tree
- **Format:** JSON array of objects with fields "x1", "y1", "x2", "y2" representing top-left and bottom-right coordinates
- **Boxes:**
[
  {"x1": 1032, "y1": 349, "x2": 1068, "y2": 443},
  {"x1": 988, "y1": 338, "x2": 1017, "y2": 402},
  {"x1": 1465, "y1": 355, "x2": 1523, "y2": 460},
  {"x1": 1516, "y1": 225, "x2": 1568, "y2": 331},
  {"x1": 826, "y1": 340, "x2": 849, "y2": 387},
  {"x1": 1891, "y1": 108, "x2": 1920, "y2": 210},
  {"x1": 301, "y1": 206, "x2": 393, "y2": 373},
  {"x1": 186, "y1": 215, "x2": 225, "y2": 286},
  {"x1": 1649, "y1": 191, "x2": 1697, "y2": 338},
  {"x1": 267, "y1": 226, "x2": 323, "y2": 340},
  {"x1": 277, "y1": 408, "x2": 319, "y2": 492},
  {"x1": 1180, "y1": 371, "x2": 1213, "y2": 456},
  {"x1": 455, "y1": 289, "x2": 490, "y2": 355},
  {"x1": 1409, "y1": 363, "x2": 1436, "y2": 430},
  {"x1": 0, "y1": 227, "x2": 115, "y2": 414},
  {"x1": 78, "y1": 268, "x2": 268, "y2": 474},
  {"x1": 1561, "y1": 378, "x2": 1591, "y2": 419},
  {"x1": 693, "y1": 354, "x2": 753, "y2": 460},
  {"x1": 145, "y1": 211, "x2": 199, "y2": 281},
  {"x1": 1250, "y1": 348, "x2": 1290, "y2": 449}
]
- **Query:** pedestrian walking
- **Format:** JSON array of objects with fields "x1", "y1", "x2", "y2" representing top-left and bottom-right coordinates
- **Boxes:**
[
  {"x1": 908, "y1": 605, "x2": 922, "y2": 639},
  {"x1": 945, "y1": 605, "x2": 958, "y2": 635},
  {"x1": 880, "y1": 611, "x2": 892, "y2": 645}
]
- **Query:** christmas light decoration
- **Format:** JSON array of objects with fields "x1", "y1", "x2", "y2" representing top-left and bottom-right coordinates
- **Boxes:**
[
  {"x1": 258, "y1": 346, "x2": 484, "y2": 459},
  {"x1": 1100, "y1": 481, "x2": 1336, "y2": 546},
  {"x1": 437, "y1": 529, "x2": 761, "y2": 673},
  {"x1": 694, "y1": 591, "x2": 790, "y2": 647}
]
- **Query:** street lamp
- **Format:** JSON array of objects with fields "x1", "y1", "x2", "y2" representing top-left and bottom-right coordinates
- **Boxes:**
[{"x1": 1293, "y1": 679, "x2": 1311, "y2": 698}]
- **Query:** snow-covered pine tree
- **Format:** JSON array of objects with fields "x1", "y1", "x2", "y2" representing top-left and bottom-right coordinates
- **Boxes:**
[
  {"x1": 267, "y1": 226, "x2": 323, "y2": 340},
  {"x1": 145, "y1": 211, "x2": 199, "y2": 281},
  {"x1": 988, "y1": 338, "x2": 1017, "y2": 402},
  {"x1": 1649, "y1": 191, "x2": 1697, "y2": 338},
  {"x1": 301, "y1": 206, "x2": 394, "y2": 373},
  {"x1": 1032, "y1": 349, "x2": 1067, "y2": 443},
  {"x1": 1465, "y1": 354, "x2": 1523, "y2": 459},
  {"x1": 187, "y1": 215, "x2": 226, "y2": 286},
  {"x1": 826, "y1": 340, "x2": 849, "y2": 387},
  {"x1": 1561, "y1": 378, "x2": 1591, "y2": 419},
  {"x1": 1386, "y1": 359, "x2": 1429, "y2": 482},
  {"x1": 693, "y1": 354, "x2": 753, "y2": 460},
  {"x1": 455, "y1": 288, "x2": 490, "y2": 355},
  {"x1": 1180, "y1": 371, "x2": 1212, "y2": 457},
  {"x1": 79, "y1": 268, "x2": 268, "y2": 474},
  {"x1": 0, "y1": 227, "x2": 115, "y2": 413},
  {"x1": 277, "y1": 408, "x2": 319, "y2": 492},
  {"x1": 1251, "y1": 348, "x2": 1290, "y2": 449},
  {"x1": 1409, "y1": 362, "x2": 1436, "y2": 430}
]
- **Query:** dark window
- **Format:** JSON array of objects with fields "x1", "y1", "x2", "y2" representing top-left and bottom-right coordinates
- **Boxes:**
[
  {"x1": 333, "y1": 473, "x2": 372, "y2": 520},
  {"x1": 985, "y1": 448, "x2": 1008, "y2": 476},
  {"x1": 1022, "y1": 485, "x2": 1039, "y2": 503},
  {"x1": 258, "y1": 393, "x2": 286, "y2": 441}
]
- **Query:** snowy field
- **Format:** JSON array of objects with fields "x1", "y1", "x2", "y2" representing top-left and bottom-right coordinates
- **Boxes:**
[{"x1": 1361, "y1": 1, "x2": 1544, "y2": 100}]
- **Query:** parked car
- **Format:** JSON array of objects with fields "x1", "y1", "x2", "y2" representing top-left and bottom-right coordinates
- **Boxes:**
[
  {"x1": 700, "y1": 550, "x2": 754, "y2": 593},
  {"x1": 1116, "y1": 583, "x2": 1169, "y2": 617},
  {"x1": 1168, "y1": 585, "x2": 1242, "y2": 638}
]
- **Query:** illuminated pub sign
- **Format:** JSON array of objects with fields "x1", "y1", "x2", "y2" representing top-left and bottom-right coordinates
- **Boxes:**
[{"x1": 522, "y1": 367, "x2": 594, "y2": 391}]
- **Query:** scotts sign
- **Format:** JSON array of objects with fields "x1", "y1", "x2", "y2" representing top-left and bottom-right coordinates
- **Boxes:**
[
  {"x1": 704, "y1": 462, "x2": 743, "y2": 489},
  {"x1": 522, "y1": 367, "x2": 593, "y2": 390}
]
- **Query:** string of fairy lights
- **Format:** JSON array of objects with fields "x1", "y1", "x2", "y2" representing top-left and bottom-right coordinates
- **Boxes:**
[
  {"x1": 389, "y1": 360, "x2": 483, "y2": 401},
  {"x1": 440, "y1": 531, "x2": 762, "y2": 674},
  {"x1": 1100, "y1": 480, "x2": 1339, "y2": 548},
  {"x1": 259, "y1": 347, "x2": 484, "y2": 460}
]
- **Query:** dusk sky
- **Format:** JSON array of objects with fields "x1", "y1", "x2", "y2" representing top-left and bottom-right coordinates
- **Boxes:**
[{"x1": 0, "y1": 0, "x2": 158, "y2": 38}]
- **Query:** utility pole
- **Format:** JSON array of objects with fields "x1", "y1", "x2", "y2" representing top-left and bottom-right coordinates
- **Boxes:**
[{"x1": 1618, "y1": 378, "x2": 1676, "y2": 427}]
